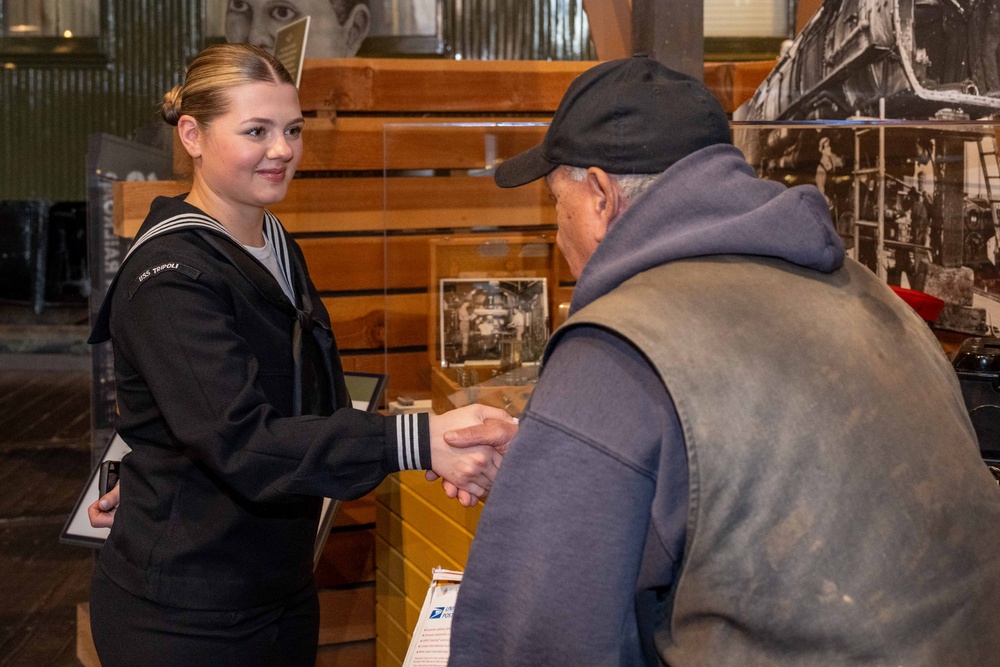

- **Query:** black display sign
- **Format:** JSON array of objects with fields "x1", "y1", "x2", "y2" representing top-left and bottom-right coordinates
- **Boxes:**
[{"x1": 85, "y1": 133, "x2": 172, "y2": 468}]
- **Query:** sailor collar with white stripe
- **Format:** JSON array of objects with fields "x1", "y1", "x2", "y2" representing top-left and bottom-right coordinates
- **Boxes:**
[
  {"x1": 89, "y1": 199, "x2": 297, "y2": 344},
  {"x1": 123, "y1": 210, "x2": 295, "y2": 295}
]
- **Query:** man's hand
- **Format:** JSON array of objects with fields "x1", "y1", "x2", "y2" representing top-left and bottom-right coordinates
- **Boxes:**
[
  {"x1": 427, "y1": 405, "x2": 515, "y2": 506},
  {"x1": 87, "y1": 484, "x2": 119, "y2": 529},
  {"x1": 444, "y1": 418, "x2": 518, "y2": 456},
  {"x1": 426, "y1": 416, "x2": 519, "y2": 506}
]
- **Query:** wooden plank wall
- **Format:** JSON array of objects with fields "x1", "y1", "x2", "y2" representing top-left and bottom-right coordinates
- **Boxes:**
[
  {"x1": 112, "y1": 57, "x2": 772, "y2": 667},
  {"x1": 314, "y1": 496, "x2": 380, "y2": 666},
  {"x1": 113, "y1": 57, "x2": 771, "y2": 403},
  {"x1": 374, "y1": 472, "x2": 482, "y2": 665}
]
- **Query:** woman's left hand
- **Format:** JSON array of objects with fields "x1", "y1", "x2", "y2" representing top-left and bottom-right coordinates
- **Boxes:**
[{"x1": 87, "y1": 485, "x2": 119, "y2": 529}]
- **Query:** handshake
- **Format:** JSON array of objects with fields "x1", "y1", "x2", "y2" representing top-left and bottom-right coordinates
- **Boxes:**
[
  {"x1": 424, "y1": 404, "x2": 519, "y2": 507},
  {"x1": 88, "y1": 403, "x2": 519, "y2": 529}
]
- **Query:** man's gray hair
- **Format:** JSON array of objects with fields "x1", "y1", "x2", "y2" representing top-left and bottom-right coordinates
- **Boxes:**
[{"x1": 561, "y1": 165, "x2": 661, "y2": 207}]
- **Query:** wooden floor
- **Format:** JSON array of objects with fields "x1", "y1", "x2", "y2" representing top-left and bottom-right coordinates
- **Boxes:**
[
  {"x1": 0, "y1": 302, "x2": 385, "y2": 666},
  {"x1": 0, "y1": 357, "x2": 93, "y2": 667}
]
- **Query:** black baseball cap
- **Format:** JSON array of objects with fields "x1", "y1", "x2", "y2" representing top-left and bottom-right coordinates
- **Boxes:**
[{"x1": 494, "y1": 55, "x2": 732, "y2": 188}]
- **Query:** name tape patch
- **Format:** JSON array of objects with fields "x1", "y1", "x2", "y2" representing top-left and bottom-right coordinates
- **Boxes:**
[{"x1": 129, "y1": 262, "x2": 201, "y2": 299}]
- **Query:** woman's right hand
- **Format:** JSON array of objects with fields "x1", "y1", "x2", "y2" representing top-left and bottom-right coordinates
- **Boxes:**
[
  {"x1": 426, "y1": 418, "x2": 519, "y2": 505},
  {"x1": 427, "y1": 405, "x2": 516, "y2": 506},
  {"x1": 88, "y1": 485, "x2": 119, "y2": 529}
]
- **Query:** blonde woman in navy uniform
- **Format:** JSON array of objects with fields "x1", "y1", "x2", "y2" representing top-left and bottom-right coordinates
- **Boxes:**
[{"x1": 87, "y1": 43, "x2": 511, "y2": 666}]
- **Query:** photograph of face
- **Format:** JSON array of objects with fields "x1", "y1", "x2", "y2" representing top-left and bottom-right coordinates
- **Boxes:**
[{"x1": 225, "y1": 0, "x2": 371, "y2": 58}]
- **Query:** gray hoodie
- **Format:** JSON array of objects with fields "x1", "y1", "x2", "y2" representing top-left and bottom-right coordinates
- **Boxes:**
[{"x1": 572, "y1": 143, "x2": 844, "y2": 314}]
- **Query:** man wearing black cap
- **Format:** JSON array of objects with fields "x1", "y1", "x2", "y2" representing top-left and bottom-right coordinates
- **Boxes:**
[{"x1": 446, "y1": 55, "x2": 1000, "y2": 666}]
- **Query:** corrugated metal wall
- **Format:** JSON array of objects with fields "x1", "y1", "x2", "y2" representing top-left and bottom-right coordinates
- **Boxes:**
[
  {"x1": 0, "y1": 0, "x2": 592, "y2": 201},
  {"x1": 0, "y1": 0, "x2": 207, "y2": 201},
  {"x1": 444, "y1": 0, "x2": 595, "y2": 61}
]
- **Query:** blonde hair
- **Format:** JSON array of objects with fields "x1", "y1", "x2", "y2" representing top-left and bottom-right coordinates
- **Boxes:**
[{"x1": 161, "y1": 43, "x2": 295, "y2": 128}]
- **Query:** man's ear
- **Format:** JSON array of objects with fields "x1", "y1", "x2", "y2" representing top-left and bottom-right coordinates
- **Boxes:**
[
  {"x1": 344, "y1": 4, "x2": 371, "y2": 56},
  {"x1": 176, "y1": 115, "x2": 203, "y2": 159},
  {"x1": 585, "y1": 167, "x2": 622, "y2": 243}
]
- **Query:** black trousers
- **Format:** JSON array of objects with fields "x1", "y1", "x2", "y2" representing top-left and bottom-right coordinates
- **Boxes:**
[{"x1": 90, "y1": 565, "x2": 319, "y2": 667}]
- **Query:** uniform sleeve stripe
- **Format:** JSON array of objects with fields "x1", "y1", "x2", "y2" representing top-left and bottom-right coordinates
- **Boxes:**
[
  {"x1": 396, "y1": 415, "x2": 406, "y2": 471},
  {"x1": 393, "y1": 414, "x2": 428, "y2": 472},
  {"x1": 404, "y1": 414, "x2": 413, "y2": 469},
  {"x1": 410, "y1": 413, "x2": 422, "y2": 469}
]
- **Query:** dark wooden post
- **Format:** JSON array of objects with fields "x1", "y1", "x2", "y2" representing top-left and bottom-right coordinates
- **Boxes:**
[{"x1": 632, "y1": 0, "x2": 705, "y2": 80}]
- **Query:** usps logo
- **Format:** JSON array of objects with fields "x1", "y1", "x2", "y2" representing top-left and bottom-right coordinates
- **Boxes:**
[{"x1": 429, "y1": 605, "x2": 455, "y2": 620}]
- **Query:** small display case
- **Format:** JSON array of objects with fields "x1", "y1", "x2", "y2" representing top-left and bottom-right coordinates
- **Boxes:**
[
  {"x1": 380, "y1": 121, "x2": 573, "y2": 415},
  {"x1": 427, "y1": 233, "x2": 565, "y2": 416}
]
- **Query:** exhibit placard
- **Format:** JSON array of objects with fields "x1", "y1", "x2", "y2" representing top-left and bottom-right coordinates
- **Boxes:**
[
  {"x1": 274, "y1": 16, "x2": 310, "y2": 88},
  {"x1": 403, "y1": 569, "x2": 464, "y2": 667}
]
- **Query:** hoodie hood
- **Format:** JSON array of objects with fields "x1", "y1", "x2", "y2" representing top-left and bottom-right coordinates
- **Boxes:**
[{"x1": 570, "y1": 143, "x2": 845, "y2": 313}]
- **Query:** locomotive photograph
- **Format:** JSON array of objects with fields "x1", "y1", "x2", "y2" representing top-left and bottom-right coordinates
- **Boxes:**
[{"x1": 734, "y1": 0, "x2": 1000, "y2": 334}]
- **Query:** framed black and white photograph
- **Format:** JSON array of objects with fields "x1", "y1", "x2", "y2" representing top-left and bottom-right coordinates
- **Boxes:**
[
  {"x1": 439, "y1": 278, "x2": 548, "y2": 367},
  {"x1": 274, "y1": 15, "x2": 310, "y2": 87},
  {"x1": 214, "y1": 0, "x2": 444, "y2": 59}
]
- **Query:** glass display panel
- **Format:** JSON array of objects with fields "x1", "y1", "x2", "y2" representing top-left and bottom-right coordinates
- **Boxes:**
[
  {"x1": 382, "y1": 119, "x2": 1000, "y2": 417},
  {"x1": 382, "y1": 121, "x2": 564, "y2": 417}
]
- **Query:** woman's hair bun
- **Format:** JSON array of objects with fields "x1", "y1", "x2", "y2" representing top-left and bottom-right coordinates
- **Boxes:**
[{"x1": 161, "y1": 85, "x2": 183, "y2": 125}]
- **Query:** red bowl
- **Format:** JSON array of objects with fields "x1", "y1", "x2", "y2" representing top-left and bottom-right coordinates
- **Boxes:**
[{"x1": 889, "y1": 285, "x2": 945, "y2": 323}]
